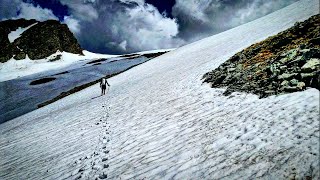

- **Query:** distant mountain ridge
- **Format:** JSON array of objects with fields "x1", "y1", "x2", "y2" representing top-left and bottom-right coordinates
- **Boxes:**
[{"x1": 0, "y1": 19, "x2": 83, "y2": 63}]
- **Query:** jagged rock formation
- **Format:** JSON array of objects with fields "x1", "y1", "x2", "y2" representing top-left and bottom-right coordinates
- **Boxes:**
[
  {"x1": 0, "y1": 19, "x2": 83, "y2": 62},
  {"x1": 203, "y1": 14, "x2": 320, "y2": 98}
]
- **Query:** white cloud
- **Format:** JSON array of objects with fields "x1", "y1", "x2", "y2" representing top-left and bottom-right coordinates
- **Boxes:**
[
  {"x1": 122, "y1": 3, "x2": 183, "y2": 51},
  {"x1": 119, "y1": 40, "x2": 127, "y2": 50},
  {"x1": 0, "y1": 0, "x2": 299, "y2": 54},
  {"x1": 229, "y1": 0, "x2": 298, "y2": 27},
  {"x1": 172, "y1": 0, "x2": 298, "y2": 41},
  {"x1": 59, "y1": 0, "x2": 98, "y2": 21},
  {"x1": 16, "y1": 2, "x2": 58, "y2": 21},
  {"x1": 63, "y1": 0, "x2": 184, "y2": 53},
  {"x1": 63, "y1": 16, "x2": 80, "y2": 34}
]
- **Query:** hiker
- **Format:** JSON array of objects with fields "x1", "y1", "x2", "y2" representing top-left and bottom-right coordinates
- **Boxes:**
[{"x1": 100, "y1": 77, "x2": 110, "y2": 95}]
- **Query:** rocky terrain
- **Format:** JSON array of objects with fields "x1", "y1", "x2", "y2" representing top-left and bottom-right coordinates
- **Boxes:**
[
  {"x1": 203, "y1": 14, "x2": 320, "y2": 98},
  {"x1": 0, "y1": 19, "x2": 83, "y2": 62}
]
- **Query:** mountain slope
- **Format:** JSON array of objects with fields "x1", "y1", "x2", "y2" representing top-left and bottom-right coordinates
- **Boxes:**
[
  {"x1": 203, "y1": 14, "x2": 320, "y2": 98},
  {"x1": 0, "y1": 19, "x2": 83, "y2": 62},
  {"x1": 0, "y1": 0, "x2": 319, "y2": 179}
]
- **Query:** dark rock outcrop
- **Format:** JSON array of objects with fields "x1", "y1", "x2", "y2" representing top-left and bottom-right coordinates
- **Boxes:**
[
  {"x1": 203, "y1": 14, "x2": 320, "y2": 98},
  {"x1": 0, "y1": 19, "x2": 83, "y2": 62}
]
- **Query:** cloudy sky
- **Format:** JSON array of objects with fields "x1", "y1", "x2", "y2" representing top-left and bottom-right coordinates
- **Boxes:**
[{"x1": 0, "y1": 0, "x2": 298, "y2": 54}]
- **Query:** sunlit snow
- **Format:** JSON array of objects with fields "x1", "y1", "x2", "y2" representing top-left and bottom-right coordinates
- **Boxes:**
[
  {"x1": 0, "y1": 50, "x2": 117, "y2": 82},
  {"x1": 0, "y1": 0, "x2": 319, "y2": 179}
]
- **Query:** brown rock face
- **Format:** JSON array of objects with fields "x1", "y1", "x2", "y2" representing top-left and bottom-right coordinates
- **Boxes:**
[
  {"x1": 0, "y1": 19, "x2": 83, "y2": 62},
  {"x1": 203, "y1": 14, "x2": 320, "y2": 98}
]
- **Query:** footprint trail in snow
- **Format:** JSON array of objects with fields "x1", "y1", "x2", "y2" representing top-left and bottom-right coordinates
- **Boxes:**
[{"x1": 68, "y1": 99, "x2": 112, "y2": 179}]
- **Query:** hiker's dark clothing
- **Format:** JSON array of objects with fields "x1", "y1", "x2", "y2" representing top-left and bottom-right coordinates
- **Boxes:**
[{"x1": 100, "y1": 78, "x2": 109, "y2": 95}]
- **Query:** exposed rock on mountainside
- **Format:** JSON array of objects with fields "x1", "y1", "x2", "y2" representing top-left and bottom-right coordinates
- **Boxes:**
[
  {"x1": 0, "y1": 19, "x2": 83, "y2": 62},
  {"x1": 203, "y1": 14, "x2": 320, "y2": 98}
]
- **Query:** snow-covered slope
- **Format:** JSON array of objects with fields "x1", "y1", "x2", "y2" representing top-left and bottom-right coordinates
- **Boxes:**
[
  {"x1": 0, "y1": 0, "x2": 319, "y2": 179},
  {"x1": 0, "y1": 50, "x2": 117, "y2": 82},
  {"x1": 0, "y1": 48, "x2": 174, "y2": 82}
]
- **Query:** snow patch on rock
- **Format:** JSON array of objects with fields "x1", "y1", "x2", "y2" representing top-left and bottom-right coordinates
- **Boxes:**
[{"x1": 7, "y1": 23, "x2": 38, "y2": 43}]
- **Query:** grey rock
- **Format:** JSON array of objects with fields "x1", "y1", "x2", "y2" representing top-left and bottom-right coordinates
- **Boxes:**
[
  {"x1": 287, "y1": 49, "x2": 298, "y2": 59},
  {"x1": 283, "y1": 86, "x2": 298, "y2": 92},
  {"x1": 299, "y1": 44, "x2": 306, "y2": 49},
  {"x1": 212, "y1": 74, "x2": 226, "y2": 86},
  {"x1": 301, "y1": 48, "x2": 320, "y2": 59},
  {"x1": 234, "y1": 73, "x2": 241, "y2": 78},
  {"x1": 300, "y1": 73, "x2": 316, "y2": 79},
  {"x1": 290, "y1": 79, "x2": 299, "y2": 86},
  {"x1": 300, "y1": 49, "x2": 311, "y2": 53},
  {"x1": 270, "y1": 64, "x2": 279, "y2": 74},
  {"x1": 280, "y1": 57, "x2": 290, "y2": 64},
  {"x1": 301, "y1": 58, "x2": 320, "y2": 72},
  {"x1": 280, "y1": 80, "x2": 289, "y2": 86},
  {"x1": 264, "y1": 90, "x2": 275, "y2": 94},
  {"x1": 278, "y1": 73, "x2": 298, "y2": 80},
  {"x1": 228, "y1": 68, "x2": 236, "y2": 72},
  {"x1": 236, "y1": 64, "x2": 243, "y2": 70},
  {"x1": 297, "y1": 82, "x2": 306, "y2": 90},
  {"x1": 279, "y1": 65, "x2": 287, "y2": 71},
  {"x1": 287, "y1": 56, "x2": 306, "y2": 66}
]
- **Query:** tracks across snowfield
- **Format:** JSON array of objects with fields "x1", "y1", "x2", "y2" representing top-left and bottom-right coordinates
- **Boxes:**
[
  {"x1": 0, "y1": 0, "x2": 319, "y2": 179},
  {"x1": 69, "y1": 99, "x2": 112, "y2": 179}
]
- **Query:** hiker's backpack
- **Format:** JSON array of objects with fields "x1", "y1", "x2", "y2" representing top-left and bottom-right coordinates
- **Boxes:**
[{"x1": 102, "y1": 78, "x2": 106, "y2": 85}]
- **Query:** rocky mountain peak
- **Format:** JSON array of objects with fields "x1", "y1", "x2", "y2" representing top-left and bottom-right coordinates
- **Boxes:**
[{"x1": 0, "y1": 19, "x2": 83, "y2": 62}]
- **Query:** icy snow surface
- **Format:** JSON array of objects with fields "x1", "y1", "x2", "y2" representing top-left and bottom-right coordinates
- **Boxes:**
[
  {"x1": 7, "y1": 23, "x2": 37, "y2": 43},
  {"x1": 0, "y1": 0, "x2": 319, "y2": 179},
  {"x1": 0, "y1": 55, "x2": 149, "y2": 123},
  {"x1": 0, "y1": 50, "x2": 117, "y2": 82}
]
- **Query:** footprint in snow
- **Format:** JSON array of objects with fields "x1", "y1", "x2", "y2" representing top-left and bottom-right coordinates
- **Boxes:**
[{"x1": 99, "y1": 173, "x2": 108, "y2": 179}]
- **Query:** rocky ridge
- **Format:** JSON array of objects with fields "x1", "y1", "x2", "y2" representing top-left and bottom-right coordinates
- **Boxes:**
[
  {"x1": 0, "y1": 19, "x2": 83, "y2": 62},
  {"x1": 203, "y1": 14, "x2": 320, "y2": 98}
]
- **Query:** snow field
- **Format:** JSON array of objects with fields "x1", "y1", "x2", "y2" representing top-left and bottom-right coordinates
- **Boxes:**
[
  {"x1": 0, "y1": 50, "x2": 117, "y2": 82},
  {"x1": 0, "y1": 0, "x2": 319, "y2": 179}
]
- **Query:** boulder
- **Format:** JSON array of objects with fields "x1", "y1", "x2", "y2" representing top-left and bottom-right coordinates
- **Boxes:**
[
  {"x1": 236, "y1": 64, "x2": 243, "y2": 70},
  {"x1": 287, "y1": 55, "x2": 306, "y2": 66},
  {"x1": 279, "y1": 65, "x2": 287, "y2": 71},
  {"x1": 280, "y1": 57, "x2": 290, "y2": 64},
  {"x1": 278, "y1": 73, "x2": 298, "y2": 80},
  {"x1": 212, "y1": 74, "x2": 226, "y2": 86},
  {"x1": 283, "y1": 86, "x2": 298, "y2": 92},
  {"x1": 297, "y1": 82, "x2": 306, "y2": 90},
  {"x1": 287, "y1": 49, "x2": 298, "y2": 59},
  {"x1": 228, "y1": 68, "x2": 236, "y2": 72},
  {"x1": 301, "y1": 58, "x2": 320, "y2": 72},
  {"x1": 300, "y1": 72, "x2": 316, "y2": 79},
  {"x1": 301, "y1": 48, "x2": 320, "y2": 59},
  {"x1": 290, "y1": 79, "x2": 299, "y2": 86},
  {"x1": 281, "y1": 80, "x2": 289, "y2": 87}
]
